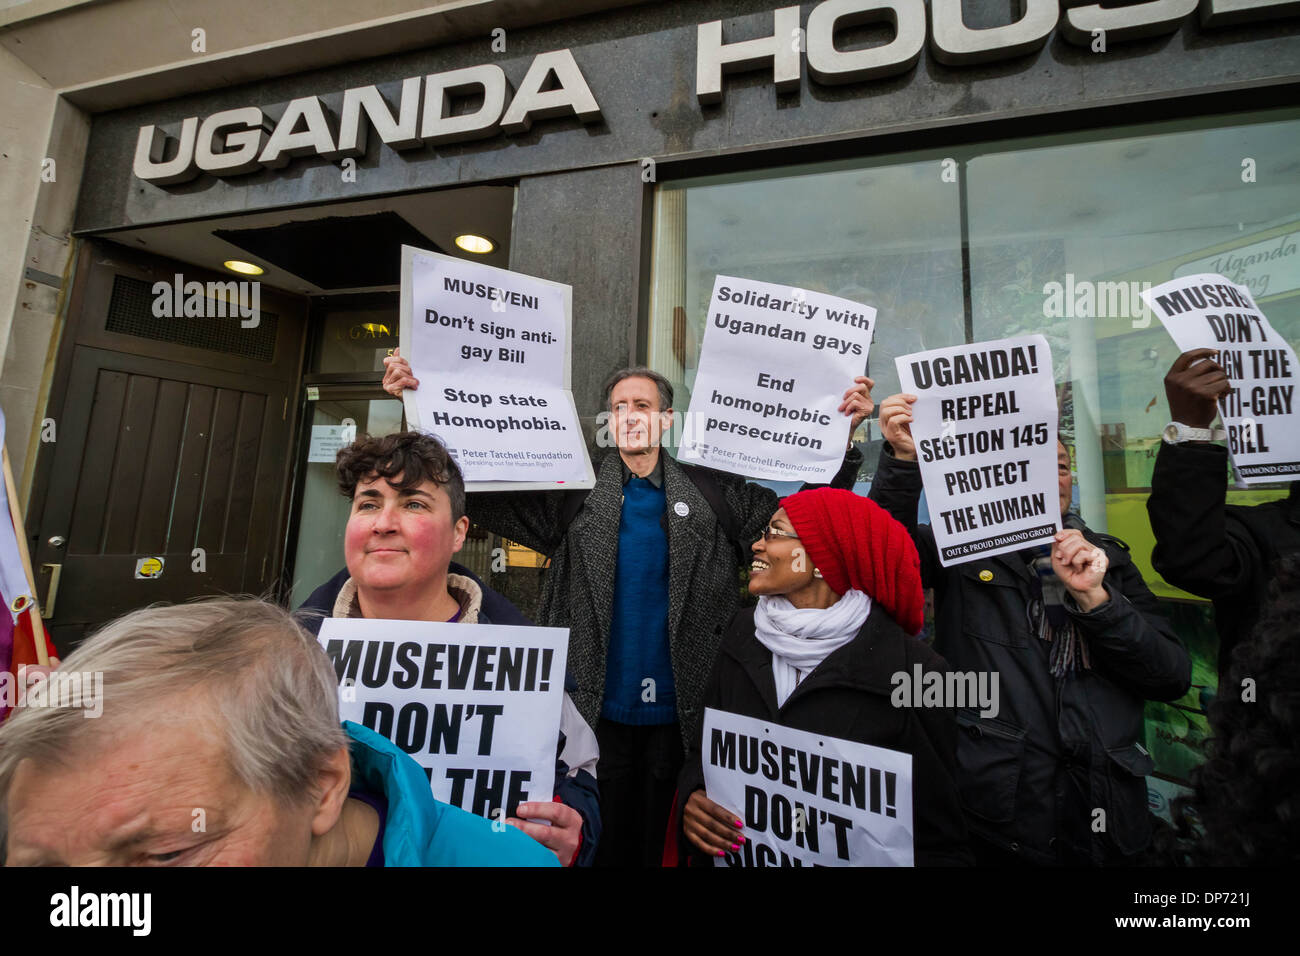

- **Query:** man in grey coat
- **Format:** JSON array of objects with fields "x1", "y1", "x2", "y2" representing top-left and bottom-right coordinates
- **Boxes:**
[{"x1": 383, "y1": 353, "x2": 871, "y2": 865}]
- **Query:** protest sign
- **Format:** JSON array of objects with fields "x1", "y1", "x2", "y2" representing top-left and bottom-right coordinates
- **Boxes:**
[
  {"x1": 1140, "y1": 273, "x2": 1300, "y2": 484},
  {"x1": 896, "y1": 334, "x2": 1061, "y2": 566},
  {"x1": 702, "y1": 709, "x2": 913, "y2": 866},
  {"x1": 399, "y1": 245, "x2": 595, "y2": 490},
  {"x1": 678, "y1": 275, "x2": 875, "y2": 482},
  {"x1": 318, "y1": 618, "x2": 568, "y2": 819}
]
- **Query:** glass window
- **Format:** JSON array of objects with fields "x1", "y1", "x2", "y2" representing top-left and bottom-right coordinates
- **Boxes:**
[{"x1": 646, "y1": 107, "x2": 1300, "y2": 792}]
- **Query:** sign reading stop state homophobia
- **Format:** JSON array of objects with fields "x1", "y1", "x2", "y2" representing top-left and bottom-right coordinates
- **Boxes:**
[
  {"x1": 400, "y1": 245, "x2": 595, "y2": 490},
  {"x1": 678, "y1": 275, "x2": 875, "y2": 482},
  {"x1": 1140, "y1": 273, "x2": 1300, "y2": 484},
  {"x1": 703, "y1": 709, "x2": 913, "y2": 867},
  {"x1": 896, "y1": 335, "x2": 1061, "y2": 566},
  {"x1": 319, "y1": 618, "x2": 568, "y2": 820}
]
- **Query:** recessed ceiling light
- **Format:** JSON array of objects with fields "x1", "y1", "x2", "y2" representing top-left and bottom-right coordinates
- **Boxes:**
[
  {"x1": 455, "y1": 234, "x2": 495, "y2": 254},
  {"x1": 223, "y1": 260, "x2": 264, "y2": 275}
]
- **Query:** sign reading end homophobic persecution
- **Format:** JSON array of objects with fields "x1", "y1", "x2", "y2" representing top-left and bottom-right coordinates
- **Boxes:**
[
  {"x1": 703, "y1": 710, "x2": 913, "y2": 867},
  {"x1": 896, "y1": 334, "x2": 1061, "y2": 566},
  {"x1": 318, "y1": 618, "x2": 568, "y2": 820},
  {"x1": 1141, "y1": 273, "x2": 1300, "y2": 484},
  {"x1": 399, "y1": 245, "x2": 595, "y2": 491},
  {"x1": 678, "y1": 275, "x2": 875, "y2": 483}
]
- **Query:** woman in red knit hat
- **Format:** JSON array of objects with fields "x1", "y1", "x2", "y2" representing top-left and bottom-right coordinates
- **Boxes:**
[{"x1": 673, "y1": 487, "x2": 972, "y2": 866}]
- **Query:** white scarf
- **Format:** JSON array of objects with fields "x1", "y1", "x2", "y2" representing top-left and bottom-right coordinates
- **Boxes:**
[{"x1": 753, "y1": 589, "x2": 872, "y2": 707}]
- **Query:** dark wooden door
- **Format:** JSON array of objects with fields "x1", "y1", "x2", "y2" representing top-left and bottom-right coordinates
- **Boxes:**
[{"x1": 29, "y1": 242, "x2": 307, "y2": 651}]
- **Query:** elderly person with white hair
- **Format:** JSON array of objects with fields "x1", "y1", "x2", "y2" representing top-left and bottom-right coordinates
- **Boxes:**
[{"x1": 0, "y1": 598, "x2": 557, "y2": 867}]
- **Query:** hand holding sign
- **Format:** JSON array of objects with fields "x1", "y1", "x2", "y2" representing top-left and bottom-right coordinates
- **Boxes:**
[
  {"x1": 878, "y1": 392, "x2": 919, "y2": 460},
  {"x1": 506, "y1": 801, "x2": 584, "y2": 866},
  {"x1": 839, "y1": 376, "x2": 876, "y2": 444},
  {"x1": 683, "y1": 789, "x2": 745, "y2": 857},
  {"x1": 382, "y1": 348, "x2": 419, "y2": 395},
  {"x1": 1051, "y1": 529, "x2": 1109, "y2": 611},
  {"x1": 1163, "y1": 347, "x2": 1232, "y2": 429}
]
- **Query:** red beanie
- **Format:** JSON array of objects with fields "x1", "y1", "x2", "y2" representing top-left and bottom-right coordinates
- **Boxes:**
[{"x1": 779, "y1": 488, "x2": 925, "y2": 635}]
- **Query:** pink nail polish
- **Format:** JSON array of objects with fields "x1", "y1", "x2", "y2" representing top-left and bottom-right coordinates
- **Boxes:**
[
  {"x1": 716, "y1": 849, "x2": 725, "y2": 857},
  {"x1": 733, "y1": 819, "x2": 743, "y2": 828},
  {"x1": 730, "y1": 843, "x2": 740, "y2": 851}
]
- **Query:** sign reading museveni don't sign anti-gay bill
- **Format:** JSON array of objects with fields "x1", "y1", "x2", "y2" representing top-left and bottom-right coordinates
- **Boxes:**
[{"x1": 400, "y1": 246, "x2": 595, "y2": 491}]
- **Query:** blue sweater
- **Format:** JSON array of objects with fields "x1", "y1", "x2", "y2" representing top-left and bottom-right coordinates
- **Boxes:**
[{"x1": 601, "y1": 476, "x2": 676, "y2": 725}]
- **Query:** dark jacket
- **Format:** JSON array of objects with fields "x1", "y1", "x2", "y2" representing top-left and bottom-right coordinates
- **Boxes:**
[
  {"x1": 675, "y1": 603, "x2": 974, "y2": 866},
  {"x1": 870, "y1": 445, "x2": 1191, "y2": 865},
  {"x1": 466, "y1": 447, "x2": 862, "y2": 749},
  {"x1": 296, "y1": 562, "x2": 602, "y2": 866},
  {"x1": 1148, "y1": 441, "x2": 1300, "y2": 677}
]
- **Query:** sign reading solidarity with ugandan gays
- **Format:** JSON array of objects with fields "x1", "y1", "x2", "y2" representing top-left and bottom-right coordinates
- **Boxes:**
[
  {"x1": 896, "y1": 334, "x2": 1061, "y2": 566},
  {"x1": 1140, "y1": 273, "x2": 1300, "y2": 484},
  {"x1": 319, "y1": 618, "x2": 568, "y2": 820},
  {"x1": 400, "y1": 245, "x2": 595, "y2": 491},
  {"x1": 678, "y1": 275, "x2": 874, "y2": 482},
  {"x1": 703, "y1": 709, "x2": 913, "y2": 867}
]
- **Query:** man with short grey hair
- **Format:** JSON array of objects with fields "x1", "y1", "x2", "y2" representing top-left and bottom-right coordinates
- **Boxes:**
[
  {"x1": 0, "y1": 597, "x2": 556, "y2": 866},
  {"x1": 384, "y1": 352, "x2": 871, "y2": 865}
]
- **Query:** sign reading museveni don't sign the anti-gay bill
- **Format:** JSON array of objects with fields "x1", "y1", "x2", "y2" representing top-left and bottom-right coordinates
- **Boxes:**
[{"x1": 319, "y1": 618, "x2": 569, "y2": 820}]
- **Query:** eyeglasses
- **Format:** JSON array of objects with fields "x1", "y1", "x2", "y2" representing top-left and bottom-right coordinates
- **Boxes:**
[{"x1": 762, "y1": 525, "x2": 799, "y2": 543}]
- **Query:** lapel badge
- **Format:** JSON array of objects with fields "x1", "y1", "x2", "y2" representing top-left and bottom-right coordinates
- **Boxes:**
[
  {"x1": 674, "y1": 501, "x2": 690, "y2": 517},
  {"x1": 978, "y1": 569, "x2": 993, "y2": 582}
]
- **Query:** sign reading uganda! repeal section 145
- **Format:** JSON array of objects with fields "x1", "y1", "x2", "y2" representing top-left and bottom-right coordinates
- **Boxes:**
[
  {"x1": 703, "y1": 709, "x2": 913, "y2": 866},
  {"x1": 896, "y1": 334, "x2": 1061, "y2": 566},
  {"x1": 400, "y1": 245, "x2": 595, "y2": 490},
  {"x1": 678, "y1": 275, "x2": 874, "y2": 482},
  {"x1": 319, "y1": 618, "x2": 568, "y2": 820},
  {"x1": 1140, "y1": 273, "x2": 1300, "y2": 484}
]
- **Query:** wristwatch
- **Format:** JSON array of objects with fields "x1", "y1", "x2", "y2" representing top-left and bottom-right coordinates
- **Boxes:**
[{"x1": 1162, "y1": 422, "x2": 1226, "y2": 444}]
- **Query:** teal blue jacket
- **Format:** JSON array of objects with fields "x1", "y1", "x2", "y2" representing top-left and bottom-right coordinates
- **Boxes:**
[{"x1": 345, "y1": 721, "x2": 559, "y2": 867}]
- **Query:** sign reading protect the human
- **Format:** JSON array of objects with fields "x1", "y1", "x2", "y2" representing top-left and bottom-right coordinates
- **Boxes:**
[
  {"x1": 678, "y1": 275, "x2": 874, "y2": 482},
  {"x1": 319, "y1": 618, "x2": 569, "y2": 821},
  {"x1": 1141, "y1": 273, "x2": 1300, "y2": 484},
  {"x1": 399, "y1": 245, "x2": 595, "y2": 490},
  {"x1": 896, "y1": 334, "x2": 1061, "y2": 566}
]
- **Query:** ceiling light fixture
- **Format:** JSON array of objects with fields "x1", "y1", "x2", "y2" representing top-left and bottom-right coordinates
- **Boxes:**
[
  {"x1": 223, "y1": 259, "x2": 264, "y2": 275},
  {"x1": 454, "y1": 234, "x2": 495, "y2": 255}
]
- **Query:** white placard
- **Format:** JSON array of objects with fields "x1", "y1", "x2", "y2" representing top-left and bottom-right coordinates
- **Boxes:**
[
  {"x1": 319, "y1": 618, "x2": 568, "y2": 819},
  {"x1": 702, "y1": 709, "x2": 913, "y2": 867},
  {"x1": 678, "y1": 275, "x2": 874, "y2": 482},
  {"x1": 1141, "y1": 273, "x2": 1300, "y2": 484},
  {"x1": 399, "y1": 245, "x2": 595, "y2": 490},
  {"x1": 896, "y1": 334, "x2": 1061, "y2": 566}
]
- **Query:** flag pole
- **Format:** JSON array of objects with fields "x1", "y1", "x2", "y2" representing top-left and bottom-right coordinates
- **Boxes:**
[{"x1": 2, "y1": 445, "x2": 49, "y2": 667}]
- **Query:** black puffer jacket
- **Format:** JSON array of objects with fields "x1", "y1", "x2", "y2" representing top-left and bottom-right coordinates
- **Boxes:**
[
  {"x1": 1148, "y1": 441, "x2": 1300, "y2": 677},
  {"x1": 870, "y1": 445, "x2": 1191, "y2": 865},
  {"x1": 675, "y1": 603, "x2": 974, "y2": 866}
]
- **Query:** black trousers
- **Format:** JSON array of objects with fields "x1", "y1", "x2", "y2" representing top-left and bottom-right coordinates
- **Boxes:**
[{"x1": 593, "y1": 719, "x2": 684, "y2": 867}]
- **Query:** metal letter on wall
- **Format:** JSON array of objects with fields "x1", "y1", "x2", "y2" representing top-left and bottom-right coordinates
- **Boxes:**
[
  {"x1": 929, "y1": 0, "x2": 1059, "y2": 66},
  {"x1": 1199, "y1": 0, "x2": 1300, "y2": 26},
  {"x1": 500, "y1": 50, "x2": 603, "y2": 134},
  {"x1": 807, "y1": 0, "x2": 926, "y2": 84},
  {"x1": 132, "y1": 118, "x2": 200, "y2": 185},
  {"x1": 337, "y1": 77, "x2": 424, "y2": 155},
  {"x1": 697, "y1": 5, "x2": 802, "y2": 104},
  {"x1": 1061, "y1": 0, "x2": 1198, "y2": 44},
  {"x1": 195, "y1": 107, "x2": 271, "y2": 176},
  {"x1": 422, "y1": 65, "x2": 508, "y2": 145},
  {"x1": 257, "y1": 96, "x2": 341, "y2": 168}
]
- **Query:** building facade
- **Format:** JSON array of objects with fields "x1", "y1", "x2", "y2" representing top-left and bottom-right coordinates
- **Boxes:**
[{"x1": 2, "y1": 0, "x2": 1299, "y2": 806}]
